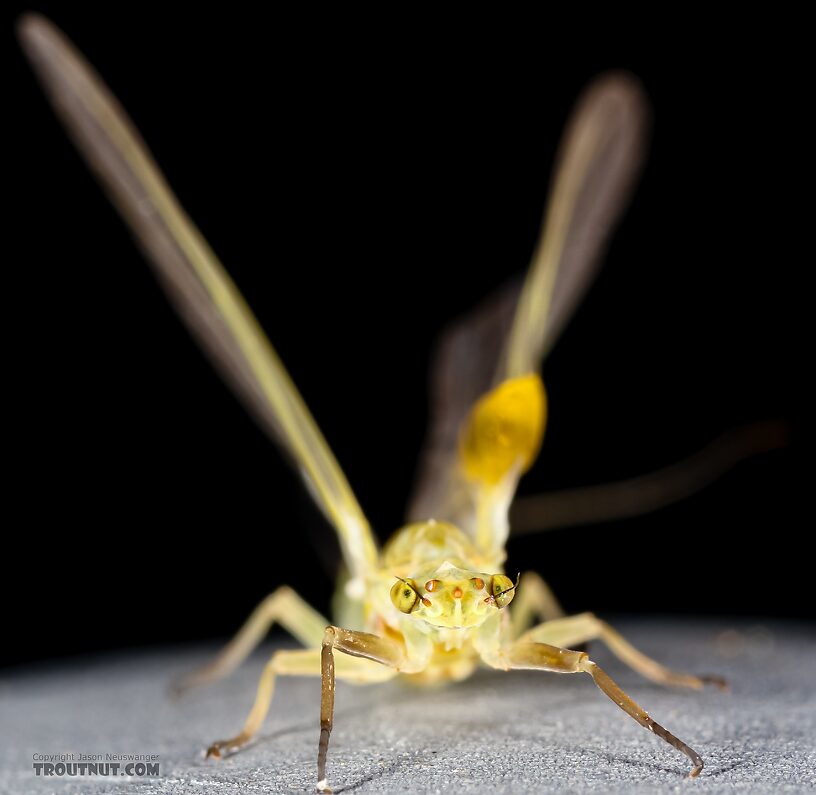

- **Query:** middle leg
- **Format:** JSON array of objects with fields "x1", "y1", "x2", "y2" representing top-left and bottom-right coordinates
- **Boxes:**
[
  {"x1": 206, "y1": 645, "x2": 395, "y2": 759},
  {"x1": 173, "y1": 586, "x2": 328, "y2": 694},
  {"x1": 509, "y1": 571, "x2": 566, "y2": 639}
]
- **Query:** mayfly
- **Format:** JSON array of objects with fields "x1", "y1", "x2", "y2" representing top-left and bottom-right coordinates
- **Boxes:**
[{"x1": 21, "y1": 14, "x2": 756, "y2": 790}]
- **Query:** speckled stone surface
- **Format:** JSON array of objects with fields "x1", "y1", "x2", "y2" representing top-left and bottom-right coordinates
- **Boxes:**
[{"x1": 1, "y1": 619, "x2": 813, "y2": 794}]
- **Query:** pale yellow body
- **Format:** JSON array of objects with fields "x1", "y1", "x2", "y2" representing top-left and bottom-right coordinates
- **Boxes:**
[
  {"x1": 18, "y1": 18, "x2": 725, "y2": 790},
  {"x1": 360, "y1": 520, "x2": 503, "y2": 685},
  {"x1": 172, "y1": 376, "x2": 721, "y2": 791}
]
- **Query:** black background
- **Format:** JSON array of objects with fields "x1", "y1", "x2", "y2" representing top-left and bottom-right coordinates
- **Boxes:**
[{"x1": 5, "y1": 8, "x2": 809, "y2": 668}]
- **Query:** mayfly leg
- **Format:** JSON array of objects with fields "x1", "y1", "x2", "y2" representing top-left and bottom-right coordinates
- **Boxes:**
[
  {"x1": 319, "y1": 627, "x2": 417, "y2": 792},
  {"x1": 519, "y1": 612, "x2": 728, "y2": 690},
  {"x1": 489, "y1": 640, "x2": 705, "y2": 777},
  {"x1": 206, "y1": 646, "x2": 395, "y2": 760},
  {"x1": 172, "y1": 587, "x2": 328, "y2": 694},
  {"x1": 509, "y1": 571, "x2": 566, "y2": 638}
]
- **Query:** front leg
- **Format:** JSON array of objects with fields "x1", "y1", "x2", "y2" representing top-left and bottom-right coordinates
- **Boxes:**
[
  {"x1": 486, "y1": 639, "x2": 705, "y2": 778},
  {"x1": 318, "y1": 626, "x2": 421, "y2": 793},
  {"x1": 520, "y1": 612, "x2": 727, "y2": 690}
]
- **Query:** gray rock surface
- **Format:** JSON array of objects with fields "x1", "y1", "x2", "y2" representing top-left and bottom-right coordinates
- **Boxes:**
[{"x1": 1, "y1": 619, "x2": 813, "y2": 794}]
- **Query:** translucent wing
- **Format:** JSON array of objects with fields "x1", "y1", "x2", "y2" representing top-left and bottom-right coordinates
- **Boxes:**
[
  {"x1": 19, "y1": 15, "x2": 378, "y2": 582},
  {"x1": 407, "y1": 281, "x2": 522, "y2": 525},
  {"x1": 408, "y1": 74, "x2": 649, "y2": 537},
  {"x1": 502, "y1": 74, "x2": 650, "y2": 377}
]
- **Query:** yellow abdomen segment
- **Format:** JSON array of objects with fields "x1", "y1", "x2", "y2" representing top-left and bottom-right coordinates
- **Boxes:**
[{"x1": 459, "y1": 374, "x2": 547, "y2": 484}]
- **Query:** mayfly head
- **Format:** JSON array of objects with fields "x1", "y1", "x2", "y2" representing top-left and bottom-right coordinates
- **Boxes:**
[{"x1": 390, "y1": 564, "x2": 518, "y2": 629}]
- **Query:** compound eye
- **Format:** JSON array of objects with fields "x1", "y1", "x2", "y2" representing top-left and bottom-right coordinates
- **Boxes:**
[
  {"x1": 488, "y1": 574, "x2": 516, "y2": 608},
  {"x1": 390, "y1": 579, "x2": 420, "y2": 614}
]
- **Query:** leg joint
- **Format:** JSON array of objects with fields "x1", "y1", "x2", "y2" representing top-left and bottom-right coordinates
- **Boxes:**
[{"x1": 261, "y1": 585, "x2": 294, "y2": 609}]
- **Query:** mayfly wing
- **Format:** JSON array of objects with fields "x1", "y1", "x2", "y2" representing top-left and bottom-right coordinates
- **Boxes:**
[
  {"x1": 408, "y1": 74, "x2": 649, "y2": 539},
  {"x1": 18, "y1": 15, "x2": 378, "y2": 583},
  {"x1": 407, "y1": 280, "x2": 522, "y2": 524},
  {"x1": 501, "y1": 73, "x2": 650, "y2": 377}
]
